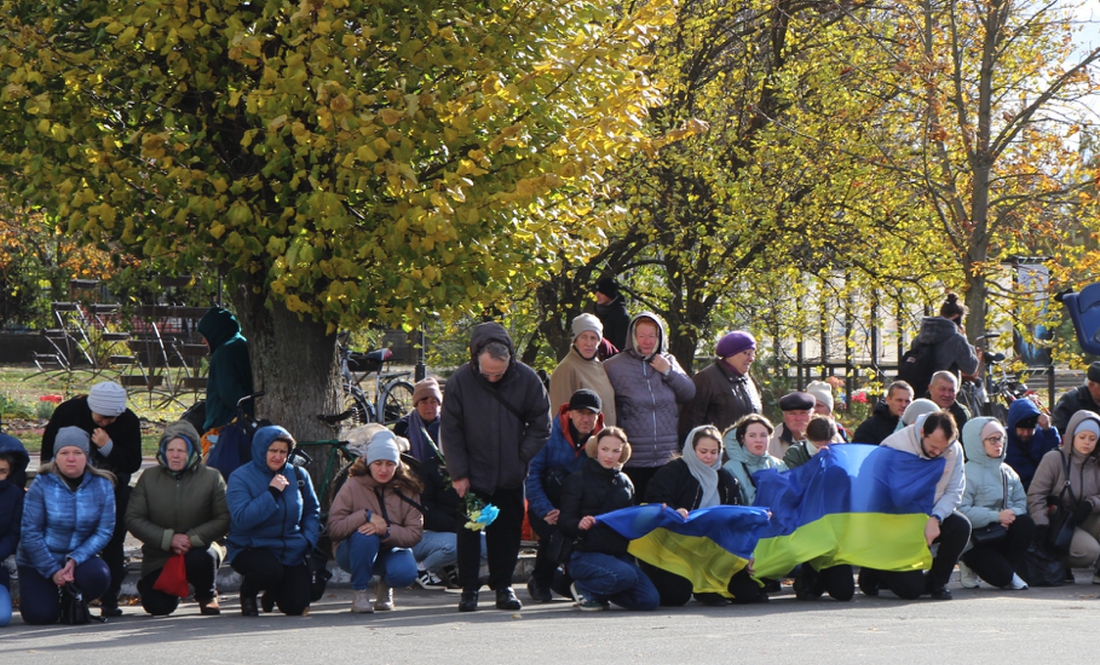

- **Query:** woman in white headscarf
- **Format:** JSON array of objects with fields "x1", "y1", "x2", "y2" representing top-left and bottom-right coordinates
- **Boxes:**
[{"x1": 643, "y1": 426, "x2": 764, "y2": 606}]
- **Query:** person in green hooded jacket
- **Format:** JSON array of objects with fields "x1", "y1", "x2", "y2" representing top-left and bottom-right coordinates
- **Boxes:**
[
  {"x1": 127, "y1": 420, "x2": 230, "y2": 615},
  {"x1": 197, "y1": 306, "x2": 254, "y2": 436}
]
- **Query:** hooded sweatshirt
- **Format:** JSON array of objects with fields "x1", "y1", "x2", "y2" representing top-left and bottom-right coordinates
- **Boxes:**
[
  {"x1": 959, "y1": 417, "x2": 1026, "y2": 530},
  {"x1": 881, "y1": 414, "x2": 963, "y2": 522},
  {"x1": 1026, "y1": 410, "x2": 1100, "y2": 527},
  {"x1": 603, "y1": 312, "x2": 696, "y2": 468},
  {"x1": 0, "y1": 435, "x2": 29, "y2": 571},
  {"x1": 126, "y1": 421, "x2": 229, "y2": 576},
  {"x1": 197, "y1": 307, "x2": 254, "y2": 431},
  {"x1": 1004, "y1": 398, "x2": 1061, "y2": 489},
  {"x1": 225, "y1": 425, "x2": 319, "y2": 566},
  {"x1": 721, "y1": 429, "x2": 786, "y2": 505},
  {"x1": 914, "y1": 316, "x2": 980, "y2": 388},
  {"x1": 440, "y1": 322, "x2": 552, "y2": 493}
]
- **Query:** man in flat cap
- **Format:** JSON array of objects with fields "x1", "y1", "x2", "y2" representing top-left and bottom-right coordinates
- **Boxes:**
[{"x1": 767, "y1": 391, "x2": 815, "y2": 459}]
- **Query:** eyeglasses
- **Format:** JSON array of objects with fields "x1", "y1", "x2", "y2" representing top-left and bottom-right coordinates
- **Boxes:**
[
  {"x1": 478, "y1": 363, "x2": 507, "y2": 380},
  {"x1": 983, "y1": 435, "x2": 1004, "y2": 445}
]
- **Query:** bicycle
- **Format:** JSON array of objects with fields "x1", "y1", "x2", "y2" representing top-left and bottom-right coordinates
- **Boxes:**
[
  {"x1": 958, "y1": 334, "x2": 1029, "y2": 421},
  {"x1": 340, "y1": 343, "x2": 416, "y2": 426}
]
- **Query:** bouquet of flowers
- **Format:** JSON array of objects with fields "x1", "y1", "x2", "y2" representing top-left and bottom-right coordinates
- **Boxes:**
[{"x1": 463, "y1": 493, "x2": 500, "y2": 531}]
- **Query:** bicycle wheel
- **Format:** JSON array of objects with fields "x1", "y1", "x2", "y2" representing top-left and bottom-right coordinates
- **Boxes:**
[
  {"x1": 379, "y1": 380, "x2": 415, "y2": 425},
  {"x1": 342, "y1": 381, "x2": 373, "y2": 424}
]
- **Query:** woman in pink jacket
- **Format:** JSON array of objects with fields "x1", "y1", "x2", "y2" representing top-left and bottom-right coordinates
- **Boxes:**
[{"x1": 328, "y1": 430, "x2": 424, "y2": 614}]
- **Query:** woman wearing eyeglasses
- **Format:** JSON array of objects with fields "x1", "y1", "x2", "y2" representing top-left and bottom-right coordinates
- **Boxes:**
[
  {"x1": 226, "y1": 425, "x2": 320, "y2": 617},
  {"x1": 958, "y1": 417, "x2": 1033, "y2": 590}
]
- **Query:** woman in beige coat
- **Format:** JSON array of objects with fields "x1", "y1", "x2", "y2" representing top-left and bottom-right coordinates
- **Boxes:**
[
  {"x1": 1027, "y1": 410, "x2": 1100, "y2": 573},
  {"x1": 327, "y1": 430, "x2": 424, "y2": 613}
]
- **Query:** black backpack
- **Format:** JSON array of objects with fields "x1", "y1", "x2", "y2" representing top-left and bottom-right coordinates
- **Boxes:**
[{"x1": 896, "y1": 341, "x2": 936, "y2": 395}]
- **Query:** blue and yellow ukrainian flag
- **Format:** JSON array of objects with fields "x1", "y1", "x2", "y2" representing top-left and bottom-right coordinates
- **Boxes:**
[
  {"x1": 596, "y1": 503, "x2": 771, "y2": 595},
  {"x1": 750, "y1": 443, "x2": 945, "y2": 579}
]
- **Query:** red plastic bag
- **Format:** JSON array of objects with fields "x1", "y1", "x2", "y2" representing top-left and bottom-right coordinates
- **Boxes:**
[{"x1": 154, "y1": 554, "x2": 190, "y2": 597}]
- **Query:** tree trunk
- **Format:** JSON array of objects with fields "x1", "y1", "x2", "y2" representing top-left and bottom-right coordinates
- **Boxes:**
[{"x1": 229, "y1": 278, "x2": 341, "y2": 476}]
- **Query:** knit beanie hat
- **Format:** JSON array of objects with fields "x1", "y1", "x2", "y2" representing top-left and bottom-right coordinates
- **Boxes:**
[
  {"x1": 366, "y1": 430, "x2": 401, "y2": 465},
  {"x1": 806, "y1": 380, "x2": 834, "y2": 412},
  {"x1": 1089, "y1": 361, "x2": 1100, "y2": 384},
  {"x1": 54, "y1": 426, "x2": 91, "y2": 459},
  {"x1": 412, "y1": 377, "x2": 443, "y2": 406},
  {"x1": 715, "y1": 331, "x2": 756, "y2": 359},
  {"x1": 88, "y1": 381, "x2": 128, "y2": 417},
  {"x1": 595, "y1": 277, "x2": 620, "y2": 299},
  {"x1": 571, "y1": 313, "x2": 604, "y2": 341}
]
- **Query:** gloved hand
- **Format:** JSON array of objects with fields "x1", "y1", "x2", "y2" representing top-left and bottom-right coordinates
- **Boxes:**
[{"x1": 1074, "y1": 501, "x2": 1094, "y2": 524}]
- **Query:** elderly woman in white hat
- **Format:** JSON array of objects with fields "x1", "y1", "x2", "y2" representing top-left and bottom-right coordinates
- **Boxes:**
[
  {"x1": 548, "y1": 313, "x2": 617, "y2": 426},
  {"x1": 39, "y1": 381, "x2": 141, "y2": 618},
  {"x1": 327, "y1": 430, "x2": 424, "y2": 613}
]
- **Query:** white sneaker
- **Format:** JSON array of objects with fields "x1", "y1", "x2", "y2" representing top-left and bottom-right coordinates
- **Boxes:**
[
  {"x1": 415, "y1": 569, "x2": 446, "y2": 590},
  {"x1": 958, "y1": 561, "x2": 979, "y2": 589},
  {"x1": 351, "y1": 588, "x2": 374, "y2": 613},
  {"x1": 374, "y1": 579, "x2": 394, "y2": 611},
  {"x1": 1005, "y1": 573, "x2": 1029, "y2": 590}
]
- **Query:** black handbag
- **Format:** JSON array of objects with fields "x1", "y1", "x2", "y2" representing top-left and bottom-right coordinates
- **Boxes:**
[
  {"x1": 1046, "y1": 451, "x2": 1077, "y2": 554},
  {"x1": 971, "y1": 469, "x2": 1009, "y2": 545},
  {"x1": 1023, "y1": 540, "x2": 1067, "y2": 587},
  {"x1": 543, "y1": 530, "x2": 574, "y2": 566},
  {"x1": 59, "y1": 582, "x2": 92, "y2": 625}
]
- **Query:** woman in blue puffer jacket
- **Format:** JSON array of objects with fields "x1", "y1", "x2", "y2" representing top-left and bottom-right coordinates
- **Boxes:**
[
  {"x1": 226, "y1": 425, "x2": 320, "y2": 617},
  {"x1": 17, "y1": 427, "x2": 115, "y2": 625}
]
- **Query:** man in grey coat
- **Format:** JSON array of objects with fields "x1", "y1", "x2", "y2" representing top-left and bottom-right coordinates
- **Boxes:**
[{"x1": 442, "y1": 322, "x2": 551, "y2": 612}]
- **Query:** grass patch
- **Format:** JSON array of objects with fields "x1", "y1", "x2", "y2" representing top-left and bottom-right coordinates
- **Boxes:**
[{"x1": 1, "y1": 363, "x2": 197, "y2": 457}]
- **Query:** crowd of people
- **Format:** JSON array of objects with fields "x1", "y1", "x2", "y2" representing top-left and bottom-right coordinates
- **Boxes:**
[{"x1": 4, "y1": 290, "x2": 1100, "y2": 625}]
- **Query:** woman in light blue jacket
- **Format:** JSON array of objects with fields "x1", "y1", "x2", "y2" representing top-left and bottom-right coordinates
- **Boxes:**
[
  {"x1": 17, "y1": 427, "x2": 115, "y2": 625},
  {"x1": 958, "y1": 416, "x2": 1033, "y2": 590}
]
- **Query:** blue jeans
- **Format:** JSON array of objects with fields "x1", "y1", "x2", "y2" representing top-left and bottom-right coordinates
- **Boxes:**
[
  {"x1": 411, "y1": 530, "x2": 458, "y2": 573},
  {"x1": 336, "y1": 531, "x2": 418, "y2": 591},
  {"x1": 412, "y1": 530, "x2": 487, "y2": 573},
  {"x1": 18, "y1": 557, "x2": 111, "y2": 625},
  {"x1": 568, "y1": 551, "x2": 659, "y2": 610},
  {"x1": 0, "y1": 584, "x2": 10, "y2": 627}
]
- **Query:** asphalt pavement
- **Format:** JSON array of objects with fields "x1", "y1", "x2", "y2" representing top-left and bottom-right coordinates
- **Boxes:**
[{"x1": 5, "y1": 576, "x2": 1099, "y2": 665}]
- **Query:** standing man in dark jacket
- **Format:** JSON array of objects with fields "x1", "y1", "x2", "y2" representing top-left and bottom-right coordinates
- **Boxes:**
[
  {"x1": 852, "y1": 381, "x2": 914, "y2": 445},
  {"x1": 1052, "y1": 361, "x2": 1100, "y2": 436},
  {"x1": 441, "y1": 322, "x2": 551, "y2": 612},
  {"x1": 197, "y1": 306, "x2": 254, "y2": 434},
  {"x1": 594, "y1": 276, "x2": 630, "y2": 352},
  {"x1": 678, "y1": 331, "x2": 761, "y2": 443},
  {"x1": 40, "y1": 381, "x2": 142, "y2": 617}
]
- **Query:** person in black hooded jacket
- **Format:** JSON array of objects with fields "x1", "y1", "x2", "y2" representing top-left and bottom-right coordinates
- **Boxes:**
[
  {"x1": 643, "y1": 426, "x2": 764, "y2": 606},
  {"x1": 441, "y1": 321, "x2": 551, "y2": 612}
]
